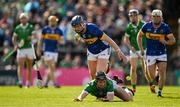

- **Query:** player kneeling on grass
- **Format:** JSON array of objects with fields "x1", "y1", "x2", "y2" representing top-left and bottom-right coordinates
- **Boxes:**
[{"x1": 73, "y1": 71, "x2": 133, "y2": 102}]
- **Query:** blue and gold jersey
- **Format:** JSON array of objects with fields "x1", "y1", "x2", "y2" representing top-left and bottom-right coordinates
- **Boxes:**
[
  {"x1": 79, "y1": 23, "x2": 110, "y2": 54},
  {"x1": 42, "y1": 26, "x2": 63, "y2": 52},
  {"x1": 141, "y1": 22, "x2": 172, "y2": 55}
]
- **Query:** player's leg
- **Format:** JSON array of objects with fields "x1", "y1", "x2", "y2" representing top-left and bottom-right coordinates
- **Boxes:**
[
  {"x1": 44, "y1": 52, "x2": 59, "y2": 87},
  {"x1": 25, "y1": 48, "x2": 34, "y2": 88},
  {"x1": 114, "y1": 86, "x2": 133, "y2": 101},
  {"x1": 146, "y1": 55, "x2": 157, "y2": 93},
  {"x1": 147, "y1": 64, "x2": 157, "y2": 93},
  {"x1": 129, "y1": 51, "x2": 139, "y2": 92},
  {"x1": 49, "y1": 60, "x2": 58, "y2": 87},
  {"x1": 96, "y1": 58, "x2": 109, "y2": 73},
  {"x1": 96, "y1": 48, "x2": 111, "y2": 74},
  {"x1": 44, "y1": 60, "x2": 56, "y2": 87},
  {"x1": 25, "y1": 58, "x2": 33, "y2": 88},
  {"x1": 140, "y1": 57, "x2": 151, "y2": 84},
  {"x1": 87, "y1": 50, "x2": 97, "y2": 79},
  {"x1": 43, "y1": 52, "x2": 53, "y2": 87},
  {"x1": 16, "y1": 49, "x2": 26, "y2": 88},
  {"x1": 156, "y1": 61, "x2": 167, "y2": 97},
  {"x1": 87, "y1": 60, "x2": 97, "y2": 79},
  {"x1": 155, "y1": 54, "x2": 167, "y2": 96}
]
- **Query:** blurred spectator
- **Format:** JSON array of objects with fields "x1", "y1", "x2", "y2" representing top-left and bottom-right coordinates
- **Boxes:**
[
  {"x1": 59, "y1": 53, "x2": 73, "y2": 68},
  {"x1": 72, "y1": 55, "x2": 82, "y2": 68}
]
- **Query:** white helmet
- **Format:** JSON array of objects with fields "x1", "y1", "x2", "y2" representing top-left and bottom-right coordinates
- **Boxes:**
[
  {"x1": 19, "y1": 13, "x2": 28, "y2": 19},
  {"x1": 128, "y1": 9, "x2": 139, "y2": 16},
  {"x1": 152, "y1": 9, "x2": 162, "y2": 17}
]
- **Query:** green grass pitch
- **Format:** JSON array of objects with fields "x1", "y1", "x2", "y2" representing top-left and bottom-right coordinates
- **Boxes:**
[{"x1": 0, "y1": 86, "x2": 179, "y2": 107}]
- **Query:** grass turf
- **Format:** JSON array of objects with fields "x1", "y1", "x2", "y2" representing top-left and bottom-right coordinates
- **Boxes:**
[{"x1": 0, "y1": 86, "x2": 179, "y2": 107}]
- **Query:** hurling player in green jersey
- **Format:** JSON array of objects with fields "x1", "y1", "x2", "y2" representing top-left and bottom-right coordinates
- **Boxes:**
[
  {"x1": 12, "y1": 13, "x2": 36, "y2": 88},
  {"x1": 124, "y1": 9, "x2": 151, "y2": 93},
  {"x1": 73, "y1": 72, "x2": 133, "y2": 102}
]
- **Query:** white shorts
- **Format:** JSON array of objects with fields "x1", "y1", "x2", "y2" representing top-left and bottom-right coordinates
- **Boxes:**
[
  {"x1": 87, "y1": 48, "x2": 111, "y2": 61},
  {"x1": 146, "y1": 54, "x2": 167, "y2": 66},
  {"x1": 17, "y1": 48, "x2": 35, "y2": 59},
  {"x1": 111, "y1": 79, "x2": 118, "y2": 90},
  {"x1": 130, "y1": 50, "x2": 146, "y2": 58},
  {"x1": 130, "y1": 50, "x2": 140, "y2": 58},
  {"x1": 44, "y1": 51, "x2": 58, "y2": 62}
]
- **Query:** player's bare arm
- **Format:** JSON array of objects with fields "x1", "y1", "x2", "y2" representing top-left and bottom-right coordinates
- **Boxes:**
[
  {"x1": 124, "y1": 35, "x2": 135, "y2": 52},
  {"x1": 58, "y1": 36, "x2": 65, "y2": 45},
  {"x1": 137, "y1": 30, "x2": 144, "y2": 55},
  {"x1": 74, "y1": 33, "x2": 85, "y2": 44},
  {"x1": 159, "y1": 33, "x2": 176, "y2": 45},
  {"x1": 73, "y1": 90, "x2": 89, "y2": 102},
  {"x1": 37, "y1": 35, "x2": 43, "y2": 57},
  {"x1": 101, "y1": 33, "x2": 128, "y2": 63},
  {"x1": 105, "y1": 92, "x2": 114, "y2": 102}
]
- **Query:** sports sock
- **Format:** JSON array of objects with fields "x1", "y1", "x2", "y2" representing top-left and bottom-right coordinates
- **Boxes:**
[{"x1": 132, "y1": 84, "x2": 136, "y2": 89}]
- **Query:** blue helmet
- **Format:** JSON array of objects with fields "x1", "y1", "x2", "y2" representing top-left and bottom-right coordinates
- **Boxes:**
[
  {"x1": 71, "y1": 15, "x2": 84, "y2": 26},
  {"x1": 96, "y1": 71, "x2": 107, "y2": 80}
]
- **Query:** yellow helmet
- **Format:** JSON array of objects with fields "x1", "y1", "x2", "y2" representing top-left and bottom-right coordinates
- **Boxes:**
[{"x1": 48, "y1": 15, "x2": 59, "y2": 22}]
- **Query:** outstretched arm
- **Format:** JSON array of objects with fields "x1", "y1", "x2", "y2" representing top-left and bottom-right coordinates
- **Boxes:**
[
  {"x1": 101, "y1": 33, "x2": 128, "y2": 64},
  {"x1": 73, "y1": 90, "x2": 89, "y2": 102},
  {"x1": 97, "y1": 92, "x2": 114, "y2": 102}
]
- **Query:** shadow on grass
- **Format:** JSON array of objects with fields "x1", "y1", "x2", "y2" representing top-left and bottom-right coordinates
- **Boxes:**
[
  {"x1": 161, "y1": 96, "x2": 180, "y2": 99},
  {"x1": 161, "y1": 93, "x2": 180, "y2": 99}
]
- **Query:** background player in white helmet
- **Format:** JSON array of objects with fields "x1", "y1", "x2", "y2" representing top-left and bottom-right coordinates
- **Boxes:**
[
  {"x1": 12, "y1": 13, "x2": 36, "y2": 88},
  {"x1": 137, "y1": 9, "x2": 176, "y2": 97},
  {"x1": 124, "y1": 9, "x2": 151, "y2": 93}
]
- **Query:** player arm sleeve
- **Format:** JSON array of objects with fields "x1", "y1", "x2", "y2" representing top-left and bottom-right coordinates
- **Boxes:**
[
  {"x1": 164, "y1": 25, "x2": 176, "y2": 45},
  {"x1": 106, "y1": 92, "x2": 114, "y2": 102}
]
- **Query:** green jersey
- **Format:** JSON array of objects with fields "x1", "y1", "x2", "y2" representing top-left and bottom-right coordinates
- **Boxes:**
[
  {"x1": 14, "y1": 23, "x2": 34, "y2": 49},
  {"x1": 84, "y1": 79, "x2": 114, "y2": 98},
  {"x1": 125, "y1": 20, "x2": 146, "y2": 50}
]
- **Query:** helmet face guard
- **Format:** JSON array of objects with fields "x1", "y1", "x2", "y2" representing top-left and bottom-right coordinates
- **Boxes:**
[
  {"x1": 128, "y1": 9, "x2": 139, "y2": 16},
  {"x1": 95, "y1": 71, "x2": 107, "y2": 81},
  {"x1": 151, "y1": 9, "x2": 162, "y2": 25},
  {"x1": 71, "y1": 15, "x2": 84, "y2": 27}
]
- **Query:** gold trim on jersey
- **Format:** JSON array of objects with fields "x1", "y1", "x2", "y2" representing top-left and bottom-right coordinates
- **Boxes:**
[
  {"x1": 100, "y1": 33, "x2": 106, "y2": 40},
  {"x1": 43, "y1": 34, "x2": 61, "y2": 40},
  {"x1": 83, "y1": 37, "x2": 98, "y2": 44},
  {"x1": 145, "y1": 32, "x2": 165, "y2": 40}
]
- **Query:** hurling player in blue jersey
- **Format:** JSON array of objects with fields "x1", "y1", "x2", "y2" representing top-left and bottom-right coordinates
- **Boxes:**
[
  {"x1": 37, "y1": 15, "x2": 64, "y2": 88},
  {"x1": 71, "y1": 15, "x2": 128, "y2": 79},
  {"x1": 137, "y1": 9, "x2": 176, "y2": 97}
]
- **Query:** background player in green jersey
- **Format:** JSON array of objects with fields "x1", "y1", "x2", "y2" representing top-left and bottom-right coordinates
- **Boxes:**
[
  {"x1": 73, "y1": 72, "x2": 133, "y2": 102},
  {"x1": 12, "y1": 13, "x2": 35, "y2": 88},
  {"x1": 124, "y1": 9, "x2": 150, "y2": 92}
]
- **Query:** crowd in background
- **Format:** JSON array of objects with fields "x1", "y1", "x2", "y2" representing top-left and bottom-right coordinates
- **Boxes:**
[{"x1": 0, "y1": 0, "x2": 179, "y2": 74}]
